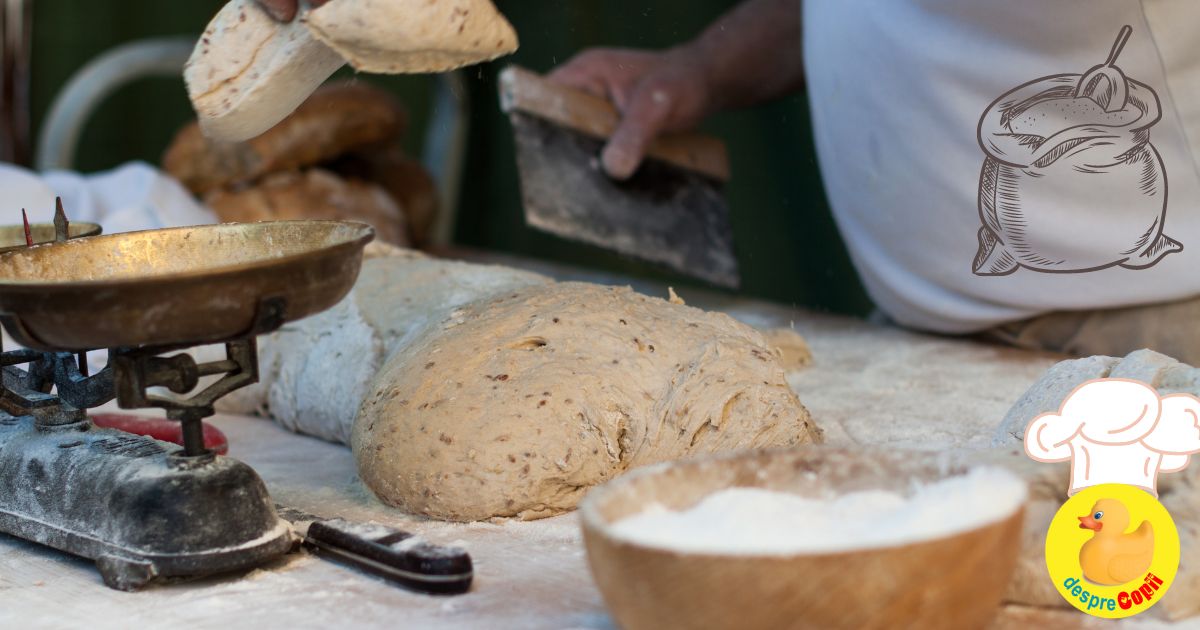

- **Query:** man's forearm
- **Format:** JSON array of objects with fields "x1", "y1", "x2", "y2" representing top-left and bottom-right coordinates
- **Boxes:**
[{"x1": 680, "y1": 0, "x2": 804, "y2": 113}]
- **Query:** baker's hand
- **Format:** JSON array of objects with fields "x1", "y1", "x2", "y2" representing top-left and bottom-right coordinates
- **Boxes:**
[
  {"x1": 549, "y1": 47, "x2": 713, "y2": 180},
  {"x1": 255, "y1": 0, "x2": 328, "y2": 22}
]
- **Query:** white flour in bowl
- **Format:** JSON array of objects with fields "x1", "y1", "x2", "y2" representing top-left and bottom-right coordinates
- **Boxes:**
[{"x1": 607, "y1": 467, "x2": 1026, "y2": 555}]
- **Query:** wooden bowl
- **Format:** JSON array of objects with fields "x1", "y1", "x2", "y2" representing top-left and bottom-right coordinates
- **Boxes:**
[{"x1": 579, "y1": 447, "x2": 1026, "y2": 630}]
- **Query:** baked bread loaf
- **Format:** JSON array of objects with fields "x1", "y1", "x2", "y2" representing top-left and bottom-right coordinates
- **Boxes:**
[
  {"x1": 205, "y1": 169, "x2": 409, "y2": 245},
  {"x1": 187, "y1": 0, "x2": 517, "y2": 141},
  {"x1": 185, "y1": 0, "x2": 346, "y2": 142},
  {"x1": 325, "y1": 147, "x2": 439, "y2": 246},
  {"x1": 164, "y1": 81, "x2": 434, "y2": 246},
  {"x1": 165, "y1": 82, "x2": 406, "y2": 195}
]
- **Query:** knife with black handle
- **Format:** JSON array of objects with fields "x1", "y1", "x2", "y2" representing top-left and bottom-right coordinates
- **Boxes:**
[{"x1": 276, "y1": 505, "x2": 473, "y2": 595}]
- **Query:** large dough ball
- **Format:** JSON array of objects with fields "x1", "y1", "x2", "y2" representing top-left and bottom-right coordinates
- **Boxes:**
[{"x1": 354, "y1": 282, "x2": 820, "y2": 521}]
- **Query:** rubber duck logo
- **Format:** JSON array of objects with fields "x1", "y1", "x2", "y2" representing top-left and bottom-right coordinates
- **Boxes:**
[
  {"x1": 1078, "y1": 498, "x2": 1153, "y2": 586},
  {"x1": 1026, "y1": 378, "x2": 1190, "y2": 618},
  {"x1": 1044, "y1": 484, "x2": 1177, "y2": 618},
  {"x1": 974, "y1": 25, "x2": 1181, "y2": 276}
]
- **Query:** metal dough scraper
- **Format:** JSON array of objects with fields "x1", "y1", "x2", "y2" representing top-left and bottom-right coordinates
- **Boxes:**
[{"x1": 498, "y1": 66, "x2": 740, "y2": 288}]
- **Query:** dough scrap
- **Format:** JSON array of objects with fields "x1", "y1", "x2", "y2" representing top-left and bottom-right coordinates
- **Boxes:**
[
  {"x1": 762, "y1": 327, "x2": 814, "y2": 371},
  {"x1": 992, "y1": 348, "x2": 1200, "y2": 446},
  {"x1": 353, "y1": 282, "x2": 821, "y2": 521}
]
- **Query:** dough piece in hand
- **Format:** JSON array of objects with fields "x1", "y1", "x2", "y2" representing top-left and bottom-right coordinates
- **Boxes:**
[
  {"x1": 185, "y1": 0, "x2": 346, "y2": 142},
  {"x1": 223, "y1": 254, "x2": 550, "y2": 443},
  {"x1": 204, "y1": 169, "x2": 409, "y2": 245},
  {"x1": 164, "y1": 81, "x2": 406, "y2": 195},
  {"x1": 306, "y1": 0, "x2": 518, "y2": 73},
  {"x1": 354, "y1": 282, "x2": 821, "y2": 521},
  {"x1": 187, "y1": 0, "x2": 516, "y2": 142}
]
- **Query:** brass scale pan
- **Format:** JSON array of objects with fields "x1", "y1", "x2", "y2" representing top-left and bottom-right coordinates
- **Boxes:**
[
  {"x1": 0, "y1": 222, "x2": 102, "y2": 254},
  {"x1": 0, "y1": 221, "x2": 374, "y2": 351}
]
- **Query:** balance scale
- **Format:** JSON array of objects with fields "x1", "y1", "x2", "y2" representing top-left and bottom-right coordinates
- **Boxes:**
[{"x1": 0, "y1": 206, "x2": 372, "y2": 590}]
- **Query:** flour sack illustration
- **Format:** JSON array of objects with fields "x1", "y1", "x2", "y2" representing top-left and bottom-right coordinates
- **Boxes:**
[{"x1": 974, "y1": 26, "x2": 1181, "y2": 276}]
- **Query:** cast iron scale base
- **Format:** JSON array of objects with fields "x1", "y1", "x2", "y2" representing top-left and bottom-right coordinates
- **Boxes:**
[
  {"x1": 0, "y1": 309, "x2": 291, "y2": 590},
  {"x1": 0, "y1": 208, "x2": 372, "y2": 590}
]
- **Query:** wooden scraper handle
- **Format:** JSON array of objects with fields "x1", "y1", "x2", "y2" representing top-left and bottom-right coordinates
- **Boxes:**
[{"x1": 499, "y1": 65, "x2": 730, "y2": 183}]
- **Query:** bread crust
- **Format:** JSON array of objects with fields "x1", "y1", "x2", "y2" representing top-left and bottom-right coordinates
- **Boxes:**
[
  {"x1": 205, "y1": 169, "x2": 409, "y2": 246},
  {"x1": 324, "y1": 147, "x2": 438, "y2": 246},
  {"x1": 165, "y1": 81, "x2": 406, "y2": 195}
]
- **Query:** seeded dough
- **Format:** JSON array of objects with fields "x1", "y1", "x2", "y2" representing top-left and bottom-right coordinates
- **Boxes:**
[
  {"x1": 354, "y1": 282, "x2": 821, "y2": 521},
  {"x1": 760, "y1": 327, "x2": 813, "y2": 371}
]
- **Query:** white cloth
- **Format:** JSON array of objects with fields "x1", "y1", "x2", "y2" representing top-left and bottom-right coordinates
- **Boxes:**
[
  {"x1": 0, "y1": 160, "x2": 214, "y2": 231},
  {"x1": 804, "y1": 0, "x2": 1200, "y2": 333},
  {"x1": 0, "y1": 161, "x2": 217, "y2": 365}
]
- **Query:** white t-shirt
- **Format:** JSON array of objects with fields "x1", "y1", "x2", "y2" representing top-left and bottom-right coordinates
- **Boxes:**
[{"x1": 804, "y1": 0, "x2": 1200, "y2": 333}]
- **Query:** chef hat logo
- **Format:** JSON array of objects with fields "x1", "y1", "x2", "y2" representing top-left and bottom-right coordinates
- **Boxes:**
[{"x1": 1025, "y1": 378, "x2": 1200, "y2": 496}]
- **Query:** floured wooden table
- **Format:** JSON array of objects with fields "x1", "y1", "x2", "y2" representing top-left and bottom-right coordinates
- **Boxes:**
[{"x1": 0, "y1": 252, "x2": 1181, "y2": 629}]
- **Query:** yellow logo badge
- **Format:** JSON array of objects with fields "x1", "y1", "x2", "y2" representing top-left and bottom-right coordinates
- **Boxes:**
[{"x1": 1044, "y1": 483, "x2": 1179, "y2": 618}]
